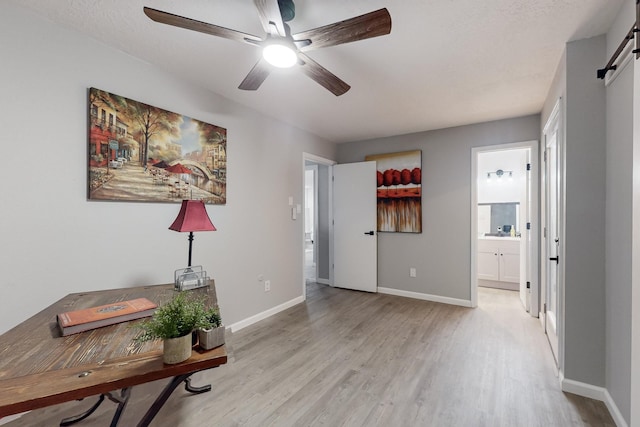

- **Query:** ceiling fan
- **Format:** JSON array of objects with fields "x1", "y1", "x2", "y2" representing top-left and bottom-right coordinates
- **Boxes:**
[{"x1": 143, "y1": 0, "x2": 392, "y2": 96}]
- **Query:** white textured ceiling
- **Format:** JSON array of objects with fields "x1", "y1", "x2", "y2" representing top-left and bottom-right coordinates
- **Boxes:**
[{"x1": 12, "y1": 0, "x2": 624, "y2": 143}]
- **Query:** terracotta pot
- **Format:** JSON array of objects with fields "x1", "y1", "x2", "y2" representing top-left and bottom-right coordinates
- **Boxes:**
[
  {"x1": 163, "y1": 333, "x2": 192, "y2": 364},
  {"x1": 198, "y1": 326, "x2": 225, "y2": 350}
]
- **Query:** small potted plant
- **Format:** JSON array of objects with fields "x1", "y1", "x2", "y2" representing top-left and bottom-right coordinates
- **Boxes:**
[
  {"x1": 135, "y1": 291, "x2": 209, "y2": 364},
  {"x1": 198, "y1": 306, "x2": 225, "y2": 350}
]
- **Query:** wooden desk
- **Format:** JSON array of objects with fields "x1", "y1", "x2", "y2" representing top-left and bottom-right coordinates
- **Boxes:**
[{"x1": 0, "y1": 283, "x2": 227, "y2": 426}]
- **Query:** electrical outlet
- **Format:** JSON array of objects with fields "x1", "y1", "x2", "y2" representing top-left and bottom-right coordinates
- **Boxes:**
[
  {"x1": 410, "y1": 267, "x2": 416, "y2": 278},
  {"x1": 264, "y1": 280, "x2": 271, "y2": 292}
]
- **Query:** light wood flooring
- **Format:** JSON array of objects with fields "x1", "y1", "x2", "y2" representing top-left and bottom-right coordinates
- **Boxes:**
[{"x1": 5, "y1": 284, "x2": 615, "y2": 426}]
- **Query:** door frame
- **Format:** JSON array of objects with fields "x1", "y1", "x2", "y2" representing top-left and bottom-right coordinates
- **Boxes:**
[
  {"x1": 470, "y1": 140, "x2": 539, "y2": 314},
  {"x1": 304, "y1": 164, "x2": 319, "y2": 280},
  {"x1": 302, "y1": 153, "x2": 336, "y2": 299},
  {"x1": 541, "y1": 98, "x2": 565, "y2": 369}
]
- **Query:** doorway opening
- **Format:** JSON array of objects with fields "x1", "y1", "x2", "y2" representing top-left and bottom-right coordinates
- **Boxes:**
[
  {"x1": 471, "y1": 141, "x2": 539, "y2": 316},
  {"x1": 302, "y1": 153, "x2": 335, "y2": 299},
  {"x1": 304, "y1": 164, "x2": 318, "y2": 284}
]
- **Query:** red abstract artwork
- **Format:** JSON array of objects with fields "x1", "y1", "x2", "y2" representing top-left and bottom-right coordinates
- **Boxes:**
[{"x1": 366, "y1": 150, "x2": 422, "y2": 233}]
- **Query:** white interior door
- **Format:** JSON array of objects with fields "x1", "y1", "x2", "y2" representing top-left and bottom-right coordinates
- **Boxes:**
[
  {"x1": 333, "y1": 161, "x2": 377, "y2": 292},
  {"x1": 544, "y1": 112, "x2": 560, "y2": 363}
]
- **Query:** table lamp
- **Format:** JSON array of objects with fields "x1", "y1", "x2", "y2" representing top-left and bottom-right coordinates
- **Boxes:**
[{"x1": 169, "y1": 200, "x2": 216, "y2": 267}]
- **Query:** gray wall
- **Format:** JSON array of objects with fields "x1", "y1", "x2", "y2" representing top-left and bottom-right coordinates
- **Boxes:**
[
  {"x1": 565, "y1": 35, "x2": 608, "y2": 388},
  {"x1": 0, "y1": 2, "x2": 336, "y2": 333},
  {"x1": 337, "y1": 115, "x2": 540, "y2": 301},
  {"x1": 604, "y1": 0, "x2": 635, "y2": 423},
  {"x1": 542, "y1": 35, "x2": 608, "y2": 388}
]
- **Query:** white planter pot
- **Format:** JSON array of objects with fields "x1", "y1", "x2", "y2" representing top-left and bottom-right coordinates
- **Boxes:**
[
  {"x1": 198, "y1": 326, "x2": 225, "y2": 350},
  {"x1": 163, "y1": 333, "x2": 192, "y2": 364}
]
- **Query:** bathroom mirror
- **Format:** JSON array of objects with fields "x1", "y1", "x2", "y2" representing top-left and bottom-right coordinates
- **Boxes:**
[{"x1": 478, "y1": 202, "x2": 519, "y2": 235}]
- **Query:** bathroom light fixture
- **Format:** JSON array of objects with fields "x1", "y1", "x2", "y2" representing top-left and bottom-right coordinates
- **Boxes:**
[{"x1": 486, "y1": 169, "x2": 513, "y2": 182}]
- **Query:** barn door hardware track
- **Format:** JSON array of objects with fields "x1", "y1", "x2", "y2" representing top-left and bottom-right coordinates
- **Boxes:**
[{"x1": 597, "y1": 0, "x2": 639, "y2": 79}]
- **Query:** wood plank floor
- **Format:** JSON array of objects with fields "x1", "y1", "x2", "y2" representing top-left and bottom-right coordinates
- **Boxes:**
[{"x1": 4, "y1": 284, "x2": 615, "y2": 426}]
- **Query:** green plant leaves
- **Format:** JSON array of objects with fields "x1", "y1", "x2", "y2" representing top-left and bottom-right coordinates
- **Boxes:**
[{"x1": 134, "y1": 291, "x2": 215, "y2": 341}]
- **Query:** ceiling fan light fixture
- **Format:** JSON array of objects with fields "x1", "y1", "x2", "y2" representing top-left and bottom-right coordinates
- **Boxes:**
[
  {"x1": 144, "y1": 4, "x2": 391, "y2": 95},
  {"x1": 263, "y1": 43, "x2": 297, "y2": 68}
]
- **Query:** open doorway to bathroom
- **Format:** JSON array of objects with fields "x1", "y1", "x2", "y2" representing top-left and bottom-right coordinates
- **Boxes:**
[
  {"x1": 304, "y1": 164, "x2": 318, "y2": 284},
  {"x1": 471, "y1": 141, "x2": 539, "y2": 316},
  {"x1": 302, "y1": 153, "x2": 335, "y2": 298}
]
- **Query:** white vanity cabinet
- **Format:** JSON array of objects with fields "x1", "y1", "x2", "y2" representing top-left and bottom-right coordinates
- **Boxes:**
[{"x1": 477, "y1": 238, "x2": 520, "y2": 283}]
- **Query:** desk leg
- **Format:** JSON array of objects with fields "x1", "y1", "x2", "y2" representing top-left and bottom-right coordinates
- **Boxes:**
[
  {"x1": 184, "y1": 376, "x2": 212, "y2": 394},
  {"x1": 60, "y1": 388, "x2": 130, "y2": 427},
  {"x1": 60, "y1": 395, "x2": 105, "y2": 426},
  {"x1": 107, "y1": 388, "x2": 131, "y2": 427},
  {"x1": 136, "y1": 374, "x2": 211, "y2": 427}
]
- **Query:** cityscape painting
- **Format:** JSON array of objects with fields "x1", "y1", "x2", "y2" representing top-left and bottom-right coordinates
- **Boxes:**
[
  {"x1": 88, "y1": 87, "x2": 227, "y2": 204},
  {"x1": 365, "y1": 150, "x2": 422, "y2": 233}
]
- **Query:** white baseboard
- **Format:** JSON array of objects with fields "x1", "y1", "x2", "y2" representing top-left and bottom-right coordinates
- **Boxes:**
[
  {"x1": 560, "y1": 376, "x2": 628, "y2": 427},
  {"x1": 378, "y1": 287, "x2": 473, "y2": 308},
  {"x1": 604, "y1": 389, "x2": 629, "y2": 427},
  {"x1": 561, "y1": 376, "x2": 606, "y2": 401},
  {"x1": 227, "y1": 296, "x2": 304, "y2": 333}
]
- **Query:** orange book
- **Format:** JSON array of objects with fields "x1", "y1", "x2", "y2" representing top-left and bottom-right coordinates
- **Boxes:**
[{"x1": 57, "y1": 298, "x2": 157, "y2": 336}]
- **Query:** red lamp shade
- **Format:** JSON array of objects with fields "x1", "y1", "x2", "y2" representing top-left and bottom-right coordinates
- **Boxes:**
[{"x1": 169, "y1": 200, "x2": 216, "y2": 232}]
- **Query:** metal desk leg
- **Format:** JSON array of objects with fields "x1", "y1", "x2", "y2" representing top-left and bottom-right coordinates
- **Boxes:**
[
  {"x1": 107, "y1": 388, "x2": 131, "y2": 427},
  {"x1": 60, "y1": 388, "x2": 130, "y2": 427},
  {"x1": 184, "y1": 376, "x2": 212, "y2": 394},
  {"x1": 136, "y1": 374, "x2": 211, "y2": 427},
  {"x1": 60, "y1": 395, "x2": 105, "y2": 426}
]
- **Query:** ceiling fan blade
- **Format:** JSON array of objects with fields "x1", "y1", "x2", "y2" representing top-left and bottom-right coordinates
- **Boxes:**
[
  {"x1": 293, "y1": 8, "x2": 392, "y2": 52},
  {"x1": 144, "y1": 7, "x2": 262, "y2": 45},
  {"x1": 297, "y1": 53, "x2": 350, "y2": 96},
  {"x1": 238, "y1": 57, "x2": 272, "y2": 91},
  {"x1": 253, "y1": 0, "x2": 287, "y2": 37}
]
